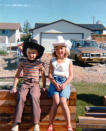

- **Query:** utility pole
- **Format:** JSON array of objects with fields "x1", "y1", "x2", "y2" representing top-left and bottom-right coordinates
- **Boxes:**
[{"x1": 93, "y1": 16, "x2": 95, "y2": 24}]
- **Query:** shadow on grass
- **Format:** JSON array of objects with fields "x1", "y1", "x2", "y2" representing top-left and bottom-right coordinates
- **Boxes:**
[
  {"x1": 77, "y1": 94, "x2": 104, "y2": 106},
  {"x1": 3, "y1": 57, "x2": 17, "y2": 70}
]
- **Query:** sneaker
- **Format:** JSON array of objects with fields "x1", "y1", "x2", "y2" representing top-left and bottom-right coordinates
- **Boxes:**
[
  {"x1": 33, "y1": 124, "x2": 39, "y2": 131},
  {"x1": 11, "y1": 124, "x2": 19, "y2": 131}
]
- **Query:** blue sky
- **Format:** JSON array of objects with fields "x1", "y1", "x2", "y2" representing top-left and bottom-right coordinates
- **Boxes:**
[{"x1": 0, "y1": 0, "x2": 106, "y2": 28}]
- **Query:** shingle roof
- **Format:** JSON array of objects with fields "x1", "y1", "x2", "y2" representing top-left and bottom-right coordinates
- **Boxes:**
[
  {"x1": 78, "y1": 24, "x2": 105, "y2": 30},
  {"x1": 35, "y1": 23, "x2": 49, "y2": 28},
  {"x1": 30, "y1": 19, "x2": 94, "y2": 31},
  {"x1": 0, "y1": 23, "x2": 22, "y2": 31},
  {"x1": 30, "y1": 19, "x2": 105, "y2": 32}
]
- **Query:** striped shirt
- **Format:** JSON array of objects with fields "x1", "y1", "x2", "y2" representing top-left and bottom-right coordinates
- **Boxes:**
[{"x1": 18, "y1": 59, "x2": 45, "y2": 81}]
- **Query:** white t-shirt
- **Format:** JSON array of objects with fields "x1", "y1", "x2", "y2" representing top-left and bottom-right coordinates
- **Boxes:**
[{"x1": 51, "y1": 58, "x2": 71, "y2": 78}]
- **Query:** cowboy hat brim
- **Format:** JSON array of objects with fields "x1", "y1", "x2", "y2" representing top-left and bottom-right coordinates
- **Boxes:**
[{"x1": 22, "y1": 39, "x2": 45, "y2": 59}]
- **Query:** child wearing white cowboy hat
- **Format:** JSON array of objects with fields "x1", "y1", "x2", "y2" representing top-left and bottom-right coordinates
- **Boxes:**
[{"x1": 47, "y1": 36, "x2": 73, "y2": 131}]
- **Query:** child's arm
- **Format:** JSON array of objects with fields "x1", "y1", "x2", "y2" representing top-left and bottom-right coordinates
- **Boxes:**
[
  {"x1": 61, "y1": 60, "x2": 73, "y2": 90},
  {"x1": 48, "y1": 61, "x2": 61, "y2": 91},
  {"x1": 10, "y1": 68, "x2": 22, "y2": 93},
  {"x1": 41, "y1": 70, "x2": 46, "y2": 90}
]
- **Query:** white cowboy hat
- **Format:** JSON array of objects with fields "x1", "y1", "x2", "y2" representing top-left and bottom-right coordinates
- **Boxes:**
[{"x1": 53, "y1": 36, "x2": 72, "y2": 53}]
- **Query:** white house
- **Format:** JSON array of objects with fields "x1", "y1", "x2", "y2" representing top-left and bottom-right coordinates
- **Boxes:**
[
  {"x1": 0, "y1": 36, "x2": 8, "y2": 51},
  {"x1": 0, "y1": 23, "x2": 22, "y2": 48},
  {"x1": 30, "y1": 19, "x2": 93, "y2": 52}
]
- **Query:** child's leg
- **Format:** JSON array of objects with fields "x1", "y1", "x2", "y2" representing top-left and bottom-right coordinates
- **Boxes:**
[
  {"x1": 15, "y1": 85, "x2": 29, "y2": 123},
  {"x1": 11, "y1": 84, "x2": 29, "y2": 131},
  {"x1": 60, "y1": 97, "x2": 73, "y2": 130},
  {"x1": 30, "y1": 83, "x2": 41, "y2": 124},
  {"x1": 48, "y1": 94, "x2": 60, "y2": 127}
]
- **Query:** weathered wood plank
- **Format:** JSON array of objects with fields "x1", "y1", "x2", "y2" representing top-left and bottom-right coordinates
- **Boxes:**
[
  {"x1": 0, "y1": 122, "x2": 76, "y2": 131},
  {"x1": 85, "y1": 112, "x2": 106, "y2": 117},
  {"x1": 79, "y1": 116, "x2": 106, "y2": 125},
  {"x1": 79, "y1": 123, "x2": 106, "y2": 129},
  {"x1": 0, "y1": 106, "x2": 76, "y2": 122}
]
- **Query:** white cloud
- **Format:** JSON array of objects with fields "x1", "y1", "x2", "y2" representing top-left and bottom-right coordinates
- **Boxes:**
[{"x1": 0, "y1": 4, "x2": 30, "y2": 7}]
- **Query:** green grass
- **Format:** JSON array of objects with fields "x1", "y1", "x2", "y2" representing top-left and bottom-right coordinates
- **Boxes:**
[{"x1": 72, "y1": 82, "x2": 106, "y2": 131}]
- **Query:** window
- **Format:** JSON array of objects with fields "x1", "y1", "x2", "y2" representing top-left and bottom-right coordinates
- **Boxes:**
[
  {"x1": 2, "y1": 30, "x2": 9, "y2": 34},
  {"x1": 95, "y1": 31, "x2": 101, "y2": 35}
]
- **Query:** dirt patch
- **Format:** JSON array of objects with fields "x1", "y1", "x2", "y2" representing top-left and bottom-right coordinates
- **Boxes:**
[
  {"x1": 0, "y1": 53, "x2": 17, "y2": 77},
  {"x1": 0, "y1": 53, "x2": 106, "y2": 83}
]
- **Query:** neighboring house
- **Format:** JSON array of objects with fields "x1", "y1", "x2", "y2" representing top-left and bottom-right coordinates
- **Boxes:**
[
  {"x1": 78, "y1": 24, "x2": 105, "y2": 35},
  {"x1": 0, "y1": 23, "x2": 22, "y2": 44},
  {"x1": 0, "y1": 36, "x2": 8, "y2": 51},
  {"x1": 0, "y1": 36, "x2": 8, "y2": 43},
  {"x1": 30, "y1": 19, "x2": 93, "y2": 52}
]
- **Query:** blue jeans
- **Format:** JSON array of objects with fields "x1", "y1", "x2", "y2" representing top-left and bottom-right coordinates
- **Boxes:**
[{"x1": 48, "y1": 76, "x2": 71, "y2": 99}]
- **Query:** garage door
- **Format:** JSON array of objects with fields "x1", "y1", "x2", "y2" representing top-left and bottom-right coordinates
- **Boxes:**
[{"x1": 41, "y1": 33, "x2": 83, "y2": 53}]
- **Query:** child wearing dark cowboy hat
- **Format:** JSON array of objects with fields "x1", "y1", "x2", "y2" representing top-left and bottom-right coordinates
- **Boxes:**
[{"x1": 10, "y1": 39, "x2": 46, "y2": 131}]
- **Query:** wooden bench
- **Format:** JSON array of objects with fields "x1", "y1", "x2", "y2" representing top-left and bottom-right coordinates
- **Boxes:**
[
  {"x1": 0, "y1": 86, "x2": 76, "y2": 131},
  {"x1": 78, "y1": 106, "x2": 106, "y2": 130}
]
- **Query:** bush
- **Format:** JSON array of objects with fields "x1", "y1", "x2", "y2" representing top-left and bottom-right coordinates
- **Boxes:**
[{"x1": 0, "y1": 50, "x2": 7, "y2": 55}]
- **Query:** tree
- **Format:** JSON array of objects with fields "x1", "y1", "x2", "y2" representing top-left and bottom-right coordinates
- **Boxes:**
[
  {"x1": 21, "y1": 20, "x2": 31, "y2": 41},
  {"x1": 23, "y1": 20, "x2": 31, "y2": 34}
]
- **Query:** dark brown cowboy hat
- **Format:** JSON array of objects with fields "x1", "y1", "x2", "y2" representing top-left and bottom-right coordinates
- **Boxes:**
[{"x1": 22, "y1": 39, "x2": 45, "y2": 59}]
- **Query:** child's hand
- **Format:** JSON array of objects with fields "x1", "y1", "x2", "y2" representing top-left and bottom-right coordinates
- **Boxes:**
[
  {"x1": 42, "y1": 88, "x2": 47, "y2": 92},
  {"x1": 60, "y1": 83, "x2": 66, "y2": 90},
  {"x1": 10, "y1": 87, "x2": 17, "y2": 93},
  {"x1": 55, "y1": 83, "x2": 61, "y2": 91}
]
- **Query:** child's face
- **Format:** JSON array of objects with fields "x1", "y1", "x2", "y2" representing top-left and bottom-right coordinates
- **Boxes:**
[
  {"x1": 26, "y1": 48, "x2": 38, "y2": 60},
  {"x1": 55, "y1": 46, "x2": 66, "y2": 58}
]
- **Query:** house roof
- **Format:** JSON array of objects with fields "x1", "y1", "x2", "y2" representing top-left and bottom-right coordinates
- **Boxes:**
[
  {"x1": 30, "y1": 19, "x2": 106, "y2": 32},
  {"x1": 30, "y1": 19, "x2": 93, "y2": 31},
  {"x1": 35, "y1": 23, "x2": 49, "y2": 28},
  {"x1": 78, "y1": 24, "x2": 105, "y2": 31},
  {"x1": 0, "y1": 23, "x2": 22, "y2": 31}
]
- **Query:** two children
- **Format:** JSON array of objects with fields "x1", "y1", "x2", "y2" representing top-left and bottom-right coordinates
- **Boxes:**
[
  {"x1": 10, "y1": 39, "x2": 46, "y2": 131},
  {"x1": 47, "y1": 36, "x2": 73, "y2": 131},
  {"x1": 11, "y1": 36, "x2": 73, "y2": 131}
]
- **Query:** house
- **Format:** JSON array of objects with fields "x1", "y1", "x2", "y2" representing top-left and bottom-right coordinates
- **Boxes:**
[
  {"x1": 30, "y1": 19, "x2": 93, "y2": 52},
  {"x1": 0, "y1": 36, "x2": 8, "y2": 51},
  {"x1": 0, "y1": 22, "x2": 22, "y2": 44},
  {"x1": 0, "y1": 36, "x2": 8, "y2": 43}
]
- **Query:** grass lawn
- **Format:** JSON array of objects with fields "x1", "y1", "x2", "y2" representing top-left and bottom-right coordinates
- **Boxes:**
[{"x1": 72, "y1": 82, "x2": 106, "y2": 131}]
